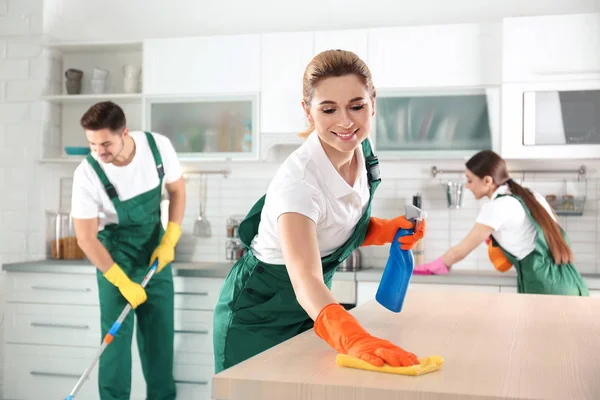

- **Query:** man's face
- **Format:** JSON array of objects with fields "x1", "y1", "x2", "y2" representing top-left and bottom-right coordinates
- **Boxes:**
[{"x1": 86, "y1": 128, "x2": 125, "y2": 163}]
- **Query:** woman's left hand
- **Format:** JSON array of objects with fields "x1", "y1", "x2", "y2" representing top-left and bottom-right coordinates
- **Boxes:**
[
  {"x1": 362, "y1": 216, "x2": 426, "y2": 249},
  {"x1": 414, "y1": 257, "x2": 449, "y2": 275}
]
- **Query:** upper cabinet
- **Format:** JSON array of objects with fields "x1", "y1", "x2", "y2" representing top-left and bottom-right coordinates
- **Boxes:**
[
  {"x1": 259, "y1": 32, "x2": 314, "y2": 137},
  {"x1": 143, "y1": 34, "x2": 261, "y2": 95},
  {"x1": 368, "y1": 23, "x2": 502, "y2": 89},
  {"x1": 373, "y1": 88, "x2": 500, "y2": 158},
  {"x1": 503, "y1": 13, "x2": 600, "y2": 82},
  {"x1": 501, "y1": 80, "x2": 600, "y2": 159},
  {"x1": 314, "y1": 29, "x2": 369, "y2": 61}
]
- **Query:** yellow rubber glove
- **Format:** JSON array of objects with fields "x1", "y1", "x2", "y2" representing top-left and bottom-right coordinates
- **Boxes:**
[
  {"x1": 104, "y1": 263, "x2": 147, "y2": 309},
  {"x1": 336, "y1": 354, "x2": 444, "y2": 376},
  {"x1": 150, "y1": 221, "x2": 182, "y2": 273}
]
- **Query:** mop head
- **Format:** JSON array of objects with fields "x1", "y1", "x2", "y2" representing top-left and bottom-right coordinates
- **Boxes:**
[{"x1": 336, "y1": 354, "x2": 444, "y2": 376}]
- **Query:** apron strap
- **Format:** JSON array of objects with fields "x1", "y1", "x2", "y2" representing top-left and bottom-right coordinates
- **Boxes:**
[
  {"x1": 85, "y1": 154, "x2": 121, "y2": 206},
  {"x1": 144, "y1": 131, "x2": 165, "y2": 182},
  {"x1": 361, "y1": 138, "x2": 381, "y2": 189}
]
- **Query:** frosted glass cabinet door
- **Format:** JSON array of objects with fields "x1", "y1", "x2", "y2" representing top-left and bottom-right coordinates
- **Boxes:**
[
  {"x1": 523, "y1": 89, "x2": 600, "y2": 145},
  {"x1": 146, "y1": 96, "x2": 258, "y2": 159},
  {"x1": 374, "y1": 91, "x2": 494, "y2": 152}
]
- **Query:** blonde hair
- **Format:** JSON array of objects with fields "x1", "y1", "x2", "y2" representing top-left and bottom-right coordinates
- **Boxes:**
[{"x1": 299, "y1": 49, "x2": 376, "y2": 138}]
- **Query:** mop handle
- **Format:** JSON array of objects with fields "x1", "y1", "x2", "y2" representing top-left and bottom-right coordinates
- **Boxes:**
[{"x1": 64, "y1": 260, "x2": 158, "y2": 400}]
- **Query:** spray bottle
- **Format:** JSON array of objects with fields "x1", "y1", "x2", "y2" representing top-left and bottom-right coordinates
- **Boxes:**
[{"x1": 375, "y1": 204, "x2": 427, "y2": 313}]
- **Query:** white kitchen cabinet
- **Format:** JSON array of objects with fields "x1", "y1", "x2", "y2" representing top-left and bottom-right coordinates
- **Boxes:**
[
  {"x1": 503, "y1": 13, "x2": 600, "y2": 83},
  {"x1": 501, "y1": 80, "x2": 600, "y2": 159},
  {"x1": 368, "y1": 22, "x2": 501, "y2": 89},
  {"x1": 143, "y1": 35, "x2": 261, "y2": 95},
  {"x1": 145, "y1": 94, "x2": 259, "y2": 160},
  {"x1": 314, "y1": 29, "x2": 369, "y2": 62},
  {"x1": 259, "y1": 32, "x2": 314, "y2": 136},
  {"x1": 3, "y1": 270, "x2": 222, "y2": 400}
]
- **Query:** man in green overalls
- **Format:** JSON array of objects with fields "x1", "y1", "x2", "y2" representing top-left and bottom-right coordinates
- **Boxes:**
[{"x1": 71, "y1": 101, "x2": 186, "y2": 399}]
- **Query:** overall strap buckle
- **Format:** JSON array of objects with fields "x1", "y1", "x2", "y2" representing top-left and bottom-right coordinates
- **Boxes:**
[
  {"x1": 105, "y1": 184, "x2": 118, "y2": 199},
  {"x1": 366, "y1": 155, "x2": 381, "y2": 186},
  {"x1": 157, "y1": 163, "x2": 165, "y2": 179}
]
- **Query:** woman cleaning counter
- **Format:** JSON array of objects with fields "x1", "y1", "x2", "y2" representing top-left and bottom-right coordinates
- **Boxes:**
[{"x1": 212, "y1": 289, "x2": 600, "y2": 400}]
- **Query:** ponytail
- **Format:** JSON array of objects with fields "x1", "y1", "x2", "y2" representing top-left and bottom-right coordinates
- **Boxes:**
[{"x1": 506, "y1": 180, "x2": 573, "y2": 265}]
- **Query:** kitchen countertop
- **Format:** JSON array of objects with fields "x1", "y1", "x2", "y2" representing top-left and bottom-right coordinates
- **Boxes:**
[
  {"x1": 212, "y1": 290, "x2": 600, "y2": 400},
  {"x1": 3, "y1": 260, "x2": 600, "y2": 288}
]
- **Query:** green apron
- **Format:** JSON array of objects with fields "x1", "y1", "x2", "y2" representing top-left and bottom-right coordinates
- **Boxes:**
[
  {"x1": 492, "y1": 193, "x2": 589, "y2": 296},
  {"x1": 213, "y1": 139, "x2": 381, "y2": 373},
  {"x1": 87, "y1": 132, "x2": 176, "y2": 400}
]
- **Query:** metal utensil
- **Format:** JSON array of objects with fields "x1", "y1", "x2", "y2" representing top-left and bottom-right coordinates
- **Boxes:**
[{"x1": 193, "y1": 174, "x2": 211, "y2": 237}]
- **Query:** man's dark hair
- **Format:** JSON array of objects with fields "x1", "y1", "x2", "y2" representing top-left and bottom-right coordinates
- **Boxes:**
[{"x1": 80, "y1": 101, "x2": 126, "y2": 132}]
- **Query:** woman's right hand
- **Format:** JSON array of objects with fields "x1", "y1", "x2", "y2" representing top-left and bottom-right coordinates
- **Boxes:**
[{"x1": 314, "y1": 303, "x2": 419, "y2": 367}]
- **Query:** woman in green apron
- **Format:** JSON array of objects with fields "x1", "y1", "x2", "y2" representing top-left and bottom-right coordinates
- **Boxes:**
[
  {"x1": 414, "y1": 150, "x2": 588, "y2": 296},
  {"x1": 213, "y1": 50, "x2": 426, "y2": 373}
]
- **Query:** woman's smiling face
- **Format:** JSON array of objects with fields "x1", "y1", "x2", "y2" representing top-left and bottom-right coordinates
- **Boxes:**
[{"x1": 304, "y1": 74, "x2": 374, "y2": 155}]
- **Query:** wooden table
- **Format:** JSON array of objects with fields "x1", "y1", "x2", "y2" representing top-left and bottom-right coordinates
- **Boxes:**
[{"x1": 212, "y1": 291, "x2": 600, "y2": 399}]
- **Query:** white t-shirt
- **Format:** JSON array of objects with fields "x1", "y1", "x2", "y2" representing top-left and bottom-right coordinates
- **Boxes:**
[
  {"x1": 250, "y1": 131, "x2": 371, "y2": 264},
  {"x1": 475, "y1": 184, "x2": 557, "y2": 260},
  {"x1": 70, "y1": 131, "x2": 183, "y2": 230}
]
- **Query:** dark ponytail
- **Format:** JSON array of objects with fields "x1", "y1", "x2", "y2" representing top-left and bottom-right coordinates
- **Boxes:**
[{"x1": 466, "y1": 150, "x2": 573, "y2": 265}]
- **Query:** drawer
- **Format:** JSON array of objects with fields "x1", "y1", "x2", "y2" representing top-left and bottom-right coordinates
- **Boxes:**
[
  {"x1": 4, "y1": 344, "x2": 148, "y2": 400},
  {"x1": 173, "y1": 277, "x2": 224, "y2": 311},
  {"x1": 6, "y1": 272, "x2": 99, "y2": 306},
  {"x1": 5, "y1": 303, "x2": 100, "y2": 347},
  {"x1": 174, "y1": 310, "x2": 214, "y2": 354},
  {"x1": 4, "y1": 344, "x2": 100, "y2": 400}
]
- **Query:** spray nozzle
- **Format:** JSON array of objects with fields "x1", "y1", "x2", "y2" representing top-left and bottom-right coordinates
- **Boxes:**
[{"x1": 404, "y1": 204, "x2": 427, "y2": 231}]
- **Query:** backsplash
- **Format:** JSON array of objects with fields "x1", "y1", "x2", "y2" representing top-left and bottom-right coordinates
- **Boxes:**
[{"x1": 59, "y1": 159, "x2": 600, "y2": 274}]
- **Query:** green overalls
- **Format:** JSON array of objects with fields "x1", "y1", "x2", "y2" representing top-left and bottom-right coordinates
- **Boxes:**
[
  {"x1": 213, "y1": 139, "x2": 381, "y2": 373},
  {"x1": 87, "y1": 132, "x2": 176, "y2": 399},
  {"x1": 492, "y1": 193, "x2": 589, "y2": 296}
]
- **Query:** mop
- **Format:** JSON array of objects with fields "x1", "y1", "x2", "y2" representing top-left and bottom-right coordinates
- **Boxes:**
[{"x1": 63, "y1": 259, "x2": 158, "y2": 400}]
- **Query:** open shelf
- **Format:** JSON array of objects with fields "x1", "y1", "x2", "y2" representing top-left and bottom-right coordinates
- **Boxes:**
[
  {"x1": 42, "y1": 93, "x2": 143, "y2": 104},
  {"x1": 42, "y1": 40, "x2": 143, "y2": 53}
]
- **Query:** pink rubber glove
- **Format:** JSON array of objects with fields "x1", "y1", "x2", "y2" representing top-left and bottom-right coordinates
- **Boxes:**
[{"x1": 413, "y1": 257, "x2": 449, "y2": 275}]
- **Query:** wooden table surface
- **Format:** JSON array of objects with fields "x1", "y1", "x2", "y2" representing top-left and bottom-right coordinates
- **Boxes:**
[{"x1": 212, "y1": 291, "x2": 600, "y2": 400}]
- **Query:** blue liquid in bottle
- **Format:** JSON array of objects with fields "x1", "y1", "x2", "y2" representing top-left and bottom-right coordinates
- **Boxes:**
[{"x1": 375, "y1": 227, "x2": 415, "y2": 313}]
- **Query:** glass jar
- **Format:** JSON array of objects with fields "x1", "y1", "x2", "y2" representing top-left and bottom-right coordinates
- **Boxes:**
[
  {"x1": 226, "y1": 214, "x2": 246, "y2": 238},
  {"x1": 46, "y1": 210, "x2": 85, "y2": 260}
]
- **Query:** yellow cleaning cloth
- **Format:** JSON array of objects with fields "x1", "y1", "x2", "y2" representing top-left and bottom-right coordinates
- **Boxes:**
[{"x1": 336, "y1": 354, "x2": 444, "y2": 376}]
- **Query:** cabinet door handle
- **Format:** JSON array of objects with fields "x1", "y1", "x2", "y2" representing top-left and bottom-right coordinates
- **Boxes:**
[
  {"x1": 175, "y1": 329, "x2": 209, "y2": 335},
  {"x1": 30, "y1": 371, "x2": 85, "y2": 379},
  {"x1": 175, "y1": 291, "x2": 208, "y2": 296},
  {"x1": 31, "y1": 285, "x2": 92, "y2": 293},
  {"x1": 31, "y1": 322, "x2": 90, "y2": 330},
  {"x1": 174, "y1": 379, "x2": 208, "y2": 385}
]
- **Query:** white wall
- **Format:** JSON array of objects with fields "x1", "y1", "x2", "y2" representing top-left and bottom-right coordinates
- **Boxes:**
[{"x1": 43, "y1": 0, "x2": 600, "y2": 41}]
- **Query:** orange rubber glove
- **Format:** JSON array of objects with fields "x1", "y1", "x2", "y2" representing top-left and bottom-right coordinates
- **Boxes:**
[
  {"x1": 361, "y1": 216, "x2": 426, "y2": 250},
  {"x1": 488, "y1": 240, "x2": 512, "y2": 272},
  {"x1": 314, "y1": 303, "x2": 419, "y2": 367}
]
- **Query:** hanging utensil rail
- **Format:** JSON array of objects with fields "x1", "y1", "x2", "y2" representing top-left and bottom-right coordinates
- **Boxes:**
[{"x1": 430, "y1": 165, "x2": 587, "y2": 181}]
